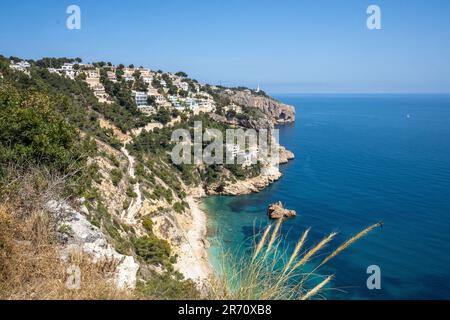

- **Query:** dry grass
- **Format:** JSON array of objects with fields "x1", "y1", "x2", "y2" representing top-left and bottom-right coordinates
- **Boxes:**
[
  {"x1": 209, "y1": 219, "x2": 382, "y2": 300},
  {"x1": 0, "y1": 168, "x2": 131, "y2": 300},
  {"x1": 0, "y1": 167, "x2": 382, "y2": 300}
]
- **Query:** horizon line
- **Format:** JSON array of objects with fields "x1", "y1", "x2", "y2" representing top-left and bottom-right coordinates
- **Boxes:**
[{"x1": 268, "y1": 92, "x2": 450, "y2": 95}]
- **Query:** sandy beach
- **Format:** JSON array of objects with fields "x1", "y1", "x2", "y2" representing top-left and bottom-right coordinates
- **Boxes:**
[{"x1": 174, "y1": 196, "x2": 212, "y2": 285}]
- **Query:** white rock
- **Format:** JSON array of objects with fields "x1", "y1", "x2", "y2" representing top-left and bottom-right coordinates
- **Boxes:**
[{"x1": 47, "y1": 200, "x2": 139, "y2": 289}]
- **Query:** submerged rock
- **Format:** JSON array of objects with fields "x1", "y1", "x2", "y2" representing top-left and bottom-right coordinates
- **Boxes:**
[{"x1": 268, "y1": 201, "x2": 297, "y2": 219}]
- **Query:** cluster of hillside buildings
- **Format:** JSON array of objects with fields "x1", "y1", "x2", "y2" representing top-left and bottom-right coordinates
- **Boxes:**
[
  {"x1": 70, "y1": 63, "x2": 216, "y2": 114},
  {"x1": 10, "y1": 60, "x2": 259, "y2": 119},
  {"x1": 8, "y1": 59, "x2": 218, "y2": 114}
]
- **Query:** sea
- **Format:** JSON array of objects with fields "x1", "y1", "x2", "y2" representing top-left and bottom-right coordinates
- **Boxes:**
[{"x1": 203, "y1": 94, "x2": 450, "y2": 300}]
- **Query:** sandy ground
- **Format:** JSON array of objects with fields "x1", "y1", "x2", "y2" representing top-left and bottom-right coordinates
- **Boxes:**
[{"x1": 175, "y1": 196, "x2": 213, "y2": 285}]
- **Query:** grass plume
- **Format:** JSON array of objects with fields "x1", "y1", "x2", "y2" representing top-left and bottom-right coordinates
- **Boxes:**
[
  {"x1": 300, "y1": 276, "x2": 333, "y2": 300},
  {"x1": 317, "y1": 222, "x2": 383, "y2": 269},
  {"x1": 211, "y1": 219, "x2": 381, "y2": 300}
]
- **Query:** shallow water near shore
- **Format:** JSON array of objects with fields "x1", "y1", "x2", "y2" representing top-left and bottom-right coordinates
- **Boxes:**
[{"x1": 203, "y1": 94, "x2": 450, "y2": 300}]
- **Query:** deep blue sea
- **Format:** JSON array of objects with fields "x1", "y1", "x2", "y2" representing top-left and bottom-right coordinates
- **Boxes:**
[{"x1": 203, "y1": 94, "x2": 450, "y2": 300}]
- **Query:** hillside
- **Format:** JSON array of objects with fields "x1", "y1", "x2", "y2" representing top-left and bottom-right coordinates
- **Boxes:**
[{"x1": 0, "y1": 55, "x2": 295, "y2": 299}]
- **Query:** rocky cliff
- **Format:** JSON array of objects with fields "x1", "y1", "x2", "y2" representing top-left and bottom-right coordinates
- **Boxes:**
[
  {"x1": 0, "y1": 55, "x2": 297, "y2": 297},
  {"x1": 221, "y1": 90, "x2": 296, "y2": 124}
]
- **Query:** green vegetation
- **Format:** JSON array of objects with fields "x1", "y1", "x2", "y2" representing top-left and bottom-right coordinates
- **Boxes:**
[
  {"x1": 142, "y1": 216, "x2": 154, "y2": 233},
  {"x1": 132, "y1": 235, "x2": 173, "y2": 266},
  {"x1": 0, "y1": 55, "x2": 149, "y2": 137},
  {"x1": 175, "y1": 71, "x2": 188, "y2": 78},
  {"x1": 35, "y1": 57, "x2": 81, "y2": 69},
  {"x1": 129, "y1": 112, "x2": 262, "y2": 191},
  {"x1": 99, "y1": 70, "x2": 152, "y2": 132},
  {"x1": 137, "y1": 272, "x2": 199, "y2": 300},
  {"x1": 173, "y1": 201, "x2": 188, "y2": 213},
  {"x1": 0, "y1": 84, "x2": 80, "y2": 172},
  {"x1": 126, "y1": 186, "x2": 137, "y2": 198},
  {"x1": 153, "y1": 107, "x2": 172, "y2": 125},
  {"x1": 0, "y1": 82, "x2": 101, "y2": 198},
  {"x1": 110, "y1": 169, "x2": 123, "y2": 186}
]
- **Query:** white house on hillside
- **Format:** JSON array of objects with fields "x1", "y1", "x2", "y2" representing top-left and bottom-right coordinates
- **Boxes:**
[
  {"x1": 10, "y1": 61, "x2": 31, "y2": 75},
  {"x1": 132, "y1": 91, "x2": 148, "y2": 107},
  {"x1": 61, "y1": 63, "x2": 74, "y2": 71}
]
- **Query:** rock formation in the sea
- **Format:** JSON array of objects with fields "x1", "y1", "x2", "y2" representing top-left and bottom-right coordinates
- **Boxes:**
[
  {"x1": 220, "y1": 90, "x2": 296, "y2": 124},
  {"x1": 279, "y1": 146, "x2": 295, "y2": 164},
  {"x1": 268, "y1": 201, "x2": 297, "y2": 219}
]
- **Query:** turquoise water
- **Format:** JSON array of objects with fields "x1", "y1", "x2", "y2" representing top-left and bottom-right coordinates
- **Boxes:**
[{"x1": 203, "y1": 94, "x2": 450, "y2": 300}]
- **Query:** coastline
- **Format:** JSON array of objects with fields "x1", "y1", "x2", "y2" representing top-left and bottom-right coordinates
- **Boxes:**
[
  {"x1": 174, "y1": 195, "x2": 213, "y2": 285},
  {"x1": 175, "y1": 146, "x2": 295, "y2": 285}
]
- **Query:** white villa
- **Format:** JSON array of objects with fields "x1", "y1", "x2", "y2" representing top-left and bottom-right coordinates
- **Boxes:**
[
  {"x1": 225, "y1": 143, "x2": 259, "y2": 167},
  {"x1": 132, "y1": 91, "x2": 148, "y2": 107},
  {"x1": 177, "y1": 81, "x2": 189, "y2": 91},
  {"x1": 10, "y1": 61, "x2": 31, "y2": 75},
  {"x1": 61, "y1": 63, "x2": 76, "y2": 79},
  {"x1": 185, "y1": 97, "x2": 198, "y2": 111},
  {"x1": 61, "y1": 63, "x2": 74, "y2": 71},
  {"x1": 142, "y1": 76, "x2": 153, "y2": 84}
]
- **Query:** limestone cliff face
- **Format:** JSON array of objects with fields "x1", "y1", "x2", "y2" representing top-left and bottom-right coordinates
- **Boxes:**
[
  {"x1": 209, "y1": 112, "x2": 273, "y2": 131},
  {"x1": 222, "y1": 90, "x2": 296, "y2": 124}
]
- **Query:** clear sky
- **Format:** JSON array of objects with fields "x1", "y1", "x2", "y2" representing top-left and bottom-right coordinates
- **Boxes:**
[{"x1": 1, "y1": 0, "x2": 450, "y2": 93}]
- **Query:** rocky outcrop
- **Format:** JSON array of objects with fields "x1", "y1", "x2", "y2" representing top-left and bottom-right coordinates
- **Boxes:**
[
  {"x1": 221, "y1": 90, "x2": 296, "y2": 124},
  {"x1": 206, "y1": 168, "x2": 282, "y2": 196},
  {"x1": 48, "y1": 201, "x2": 139, "y2": 289},
  {"x1": 209, "y1": 110, "x2": 273, "y2": 132},
  {"x1": 268, "y1": 202, "x2": 297, "y2": 219},
  {"x1": 279, "y1": 146, "x2": 295, "y2": 164}
]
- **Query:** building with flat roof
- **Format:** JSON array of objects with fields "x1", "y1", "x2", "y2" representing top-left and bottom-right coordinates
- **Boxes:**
[{"x1": 132, "y1": 91, "x2": 148, "y2": 107}]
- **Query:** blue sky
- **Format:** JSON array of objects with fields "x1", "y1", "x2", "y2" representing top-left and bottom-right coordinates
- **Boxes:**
[{"x1": 1, "y1": 0, "x2": 450, "y2": 93}]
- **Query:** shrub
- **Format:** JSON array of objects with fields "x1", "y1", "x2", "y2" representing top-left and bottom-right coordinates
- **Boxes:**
[
  {"x1": 0, "y1": 84, "x2": 81, "y2": 175},
  {"x1": 142, "y1": 216, "x2": 153, "y2": 233},
  {"x1": 110, "y1": 169, "x2": 123, "y2": 186},
  {"x1": 173, "y1": 202, "x2": 185, "y2": 214},
  {"x1": 126, "y1": 186, "x2": 137, "y2": 198},
  {"x1": 132, "y1": 235, "x2": 172, "y2": 266},
  {"x1": 136, "y1": 272, "x2": 200, "y2": 300}
]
